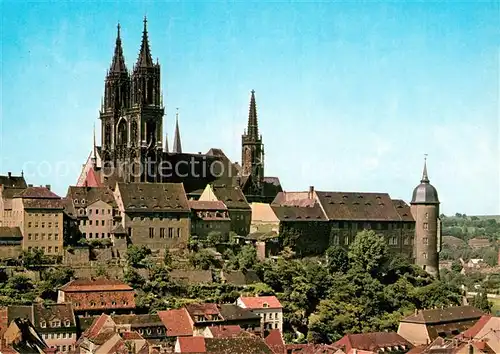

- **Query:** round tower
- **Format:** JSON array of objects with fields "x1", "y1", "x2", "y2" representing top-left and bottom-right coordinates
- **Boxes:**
[{"x1": 410, "y1": 157, "x2": 441, "y2": 278}]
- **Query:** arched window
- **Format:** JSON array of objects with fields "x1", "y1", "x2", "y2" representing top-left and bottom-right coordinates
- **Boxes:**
[{"x1": 117, "y1": 120, "x2": 128, "y2": 146}]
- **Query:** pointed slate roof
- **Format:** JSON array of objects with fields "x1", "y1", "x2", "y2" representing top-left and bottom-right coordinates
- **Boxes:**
[
  {"x1": 135, "y1": 16, "x2": 154, "y2": 68},
  {"x1": 173, "y1": 109, "x2": 182, "y2": 153},
  {"x1": 110, "y1": 23, "x2": 127, "y2": 74},
  {"x1": 164, "y1": 133, "x2": 169, "y2": 153},
  {"x1": 247, "y1": 90, "x2": 259, "y2": 140}
]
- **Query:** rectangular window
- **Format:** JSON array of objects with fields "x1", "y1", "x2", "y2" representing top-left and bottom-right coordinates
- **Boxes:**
[
  {"x1": 28, "y1": 234, "x2": 32, "y2": 240},
  {"x1": 177, "y1": 228, "x2": 181, "y2": 237},
  {"x1": 423, "y1": 223, "x2": 429, "y2": 230},
  {"x1": 101, "y1": 209, "x2": 104, "y2": 214},
  {"x1": 41, "y1": 222, "x2": 45, "y2": 228},
  {"x1": 48, "y1": 246, "x2": 52, "y2": 253},
  {"x1": 96, "y1": 209, "x2": 99, "y2": 215},
  {"x1": 149, "y1": 228, "x2": 154, "y2": 238},
  {"x1": 423, "y1": 237, "x2": 428, "y2": 245},
  {"x1": 48, "y1": 222, "x2": 52, "y2": 228},
  {"x1": 55, "y1": 222, "x2": 59, "y2": 228},
  {"x1": 344, "y1": 236, "x2": 349, "y2": 245},
  {"x1": 89, "y1": 209, "x2": 92, "y2": 215},
  {"x1": 89, "y1": 233, "x2": 93, "y2": 238},
  {"x1": 55, "y1": 234, "x2": 59, "y2": 240},
  {"x1": 102, "y1": 233, "x2": 105, "y2": 238},
  {"x1": 160, "y1": 228, "x2": 165, "y2": 238},
  {"x1": 35, "y1": 222, "x2": 39, "y2": 228},
  {"x1": 128, "y1": 228, "x2": 132, "y2": 237},
  {"x1": 55, "y1": 246, "x2": 59, "y2": 253},
  {"x1": 35, "y1": 233, "x2": 39, "y2": 240},
  {"x1": 48, "y1": 233, "x2": 52, "y2": 240},
  {"x1": 168, "y1": 227, "x2": 173, "y2": 238},
  {"x1": 28, "y1": 222, "x2": 32, "y2": 228},
  {"x1": 101, "y1": 220, "x2": 105, "y2": 226},
  {"x1": 89, "y1": 220, "x2": 92, "y2": 226}
]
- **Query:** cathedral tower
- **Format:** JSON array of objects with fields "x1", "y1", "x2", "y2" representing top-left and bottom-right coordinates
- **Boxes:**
[
  {"x1": 410, "y1": 157, "x2": 441, "y2": 278},
  {"x1": 99, "y1": 23, "x2": 130, "y2": 165},
  {"x1": 241, "y1": 90, "x2": 264, "y2": 193},
  {"x1": 99, "y1": 18, "x2": 164, "y2": 182}
]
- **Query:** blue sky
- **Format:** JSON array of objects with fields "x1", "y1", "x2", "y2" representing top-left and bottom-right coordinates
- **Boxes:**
[{"x1": 1, "y1": 1, "x2": 498, "y2": 215}]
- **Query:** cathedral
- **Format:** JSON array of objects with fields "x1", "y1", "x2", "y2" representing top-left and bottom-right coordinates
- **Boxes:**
[{"x1": 77, "y1": 18, "x2": 282, "y2": 203}]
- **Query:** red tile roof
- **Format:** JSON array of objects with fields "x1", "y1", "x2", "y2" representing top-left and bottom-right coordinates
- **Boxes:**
[
  {"x1": 157, "y1": 308, "x2": 193, "y2": 337},
  {"x1": 188, "y1": 200, "x2": 228, "y2": 211},
  {"x1": 238, "y1": 296, "x2": 283, "y2": 309},
  {"x1": 186, "y1": 303, "x2": 220, "y2": 317},
  {"x1": 177, "y1": 336, "x2": 206, "y2": 353},
  {"x1": 265, "y1": 329, "x2": 285, "y2": 354},
  {"x1": 84, "y1": 167, "x2": 103, "y2": 188},
  {"x1": 286, "y1": 343, "x2": 340, "y2": 354},
  {"x1": 401, "y1": 306, "x2": 483, "y2": 324},
  {"x1": 60, "y1": 278, "x2": 133, "y2": 292},
  {"x1": 15, "y1": 187, "x2": 60, "y2": 199},
  {"x1": 207, "y1": 325, "x2": 243, "y2": 338},
  {"x1": 457, "y1": 315, "x2": 492, "y2": 339},
  {"x1": 121, "y1": 331, "x2": 144, "y2": 340},
  {"x1": 335, "y1": 332, "x2": 412, "y2": 353}
]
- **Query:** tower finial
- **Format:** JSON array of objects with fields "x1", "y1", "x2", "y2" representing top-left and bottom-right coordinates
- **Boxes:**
[
  {"x1": 421, "y1": 154, "x2": 429, "y2": 183},
  {"x1": 173, "y1": 108, "x2": 182, "y2": 154}
]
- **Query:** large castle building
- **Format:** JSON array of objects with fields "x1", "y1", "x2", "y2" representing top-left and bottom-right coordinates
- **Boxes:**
[{"x1": 77, "y1": 18, "x2": 282, "y2": 203}]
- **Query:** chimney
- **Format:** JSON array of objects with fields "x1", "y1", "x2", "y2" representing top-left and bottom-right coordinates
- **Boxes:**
[
  {"x1": 45, "y1": 185, "x2": 51, "y2": 191},
  {"x1": 7, "y1": 172, "x2": 11, "y2": 178},
  {"x1": 308, "y1": 186, "x2": 314, "y2": 199},
  {"x1": 28, "y1": 184, "x2": 33, "y2": 188}
]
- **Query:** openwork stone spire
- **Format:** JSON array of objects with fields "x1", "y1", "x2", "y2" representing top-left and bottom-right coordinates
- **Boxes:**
[
  {"x1": 136, "y1": 16, "x2": 154, "y2": 68},
  {"x1": 247, "y1": 90, "x2": 259, "y2": 140},
  {"x1": 110, "y1": 23, "x2": 127, "y2": 73}
]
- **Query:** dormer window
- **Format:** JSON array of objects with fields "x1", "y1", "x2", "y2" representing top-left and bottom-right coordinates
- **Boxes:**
[
  {"x1": 81, "y1": 199, "x2": 85, "y2": 204},
  {"x1": 74, "y1": 199, "x2": 79, "y2": 204},
  {"x1": 40, "y1": 321, "x2": 46, "y2": 328},
  {"x1": 263, "y1": 303, "x2": 269, "y2": 308},
  {"x1": 64, "y1": 320, "x2": 70, "y2": 327}
]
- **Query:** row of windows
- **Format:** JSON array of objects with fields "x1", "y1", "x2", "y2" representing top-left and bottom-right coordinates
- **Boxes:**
[
  {"x1": 27, "y1": 221, "x2": 59, "y2": 228},
  {"x1": 332, "y1": 222, "x2": 414, "y2": 231},
  {"x1": 44, "y1": 332, "x2": 72, "y2": 339},
  {"x1": 331, "y1": 235, "x2": 413, "y2": 246},
  {"x1": 28, "y1": 233, "x2": 59, "y2": 241},
  {"x1": 80, "y1": 219, "x2": 113, "y2": 226},
  {"x1": 84, "y1": 232, "x2": 111, "y2": 239},
  {"x1": 29, "y1": 213, "x2": 58, "y2": 218},
  {"x1": 73, "y1": 300, "x2": 129, "y2": 307},
  {"x1": 149, "y1": 227, "x2": 181, "y2": 238},
  {"x1": 265, "y1": 323, "x2": 280, "y2": 330},
  {"x1": 50, "y1": 344, "x2": 73, "y2": 353},
  {"x1": 261, "y1": 312, "x2": 279, "y2": 320},
  {"x1": 77, "y1": 208, "x2": 114, "y2": 216},
  {"x1": 133, "y1": 215, "x2": 182, "y2": 222},
  {"x1": 134, "y1": 327, "x2": 165, "y2": 336},
  {"x1": 40, "y1": 320, "x2": 70, "y2": 328},
  {"x1": 27, "y1": 246, "x2": 59, "y2": 253}
]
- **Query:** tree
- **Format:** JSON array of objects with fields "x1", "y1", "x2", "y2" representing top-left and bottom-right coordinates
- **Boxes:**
[
  {"x1": 189, "y1": 249, "x2": 220, "y2": 270},
  {"x1": 238, "y1": 245, "x2": 257, "y2": 270},
  {"x1": 451, "y1": 260, "x2": 463, "y2": 273},
  {"x1": 125, "y1": 245, "x2": 152, "y2": 268},
  {"x1": 123, "y1": 268, "x2": 146, "y2": 288},
  {"x1": 348, "y1": 230, "x2": 388, "y2": 275},
  {"x1": 325, "y1": 246, "x2": 349, "y2": 273},
  {"x1": 163, "y1": 248, "x2": 173, "y2": 268},
  {"x1": 20, "y1": 249, "x2": 49, "y2": 270},
  {"x1": 206, "y1": 231, "x2": 226, "y2": 246},
  {"x1": 471, "y1": 291, "x2": 492, "y2": 313}
]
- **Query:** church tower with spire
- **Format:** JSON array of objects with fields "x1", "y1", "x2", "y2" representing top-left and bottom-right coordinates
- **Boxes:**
[
  {"x1": 241, "y1": 90, "x2": 264, "y2": 193},
  {"x1": 411, "y1": 157, "x2": 441, "y2": 278},
  {"x1": 99, "y1": 18, "x2": 164, "y2": 182},
  {"x1": 99, "y1": 23, "x2": 130, "y2": 167}
]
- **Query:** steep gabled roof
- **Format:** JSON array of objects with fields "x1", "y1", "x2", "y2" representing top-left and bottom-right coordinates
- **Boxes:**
[
  {"x1": 271, "y1": 204, "x2": 327, "y2": 222},
  {"x1": 0, "y1": 174, "x2": 27, "y2": 189},
  {"x1": 335, "y1": 332, "x2": 412, "y2": 352},
  {"x1": 238, "y1": 296, "x2": 282, "y2": 309},
  {"x1": 60, "y1": 278, "x2": 132, "y2": 292},
  {"x1": 315, "y1": 191, "x2": 402, "y2": 221},
  {"x1": 401, "y1": 306, "x2": 483, "y2": 325},
  {"x1": 116, "y1": 182, "x2": 190, "y2": 212},
  {"x1": 205, "y1": 336, "x2": 273, "y2": 354},
  {"x1": 157, "y1": 308, "x2": 193, "y2": 337},
  {"x1": 210, "y1": 184, "x2": 250, "y2": 210},
  {"x1": 15, "y1": 187, "x2": 60, "y2": 199}
]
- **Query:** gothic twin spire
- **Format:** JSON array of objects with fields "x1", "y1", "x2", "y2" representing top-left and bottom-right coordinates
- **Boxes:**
[{"x1": 109, "y1": 16, "x2": 155, "y2": 76}]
